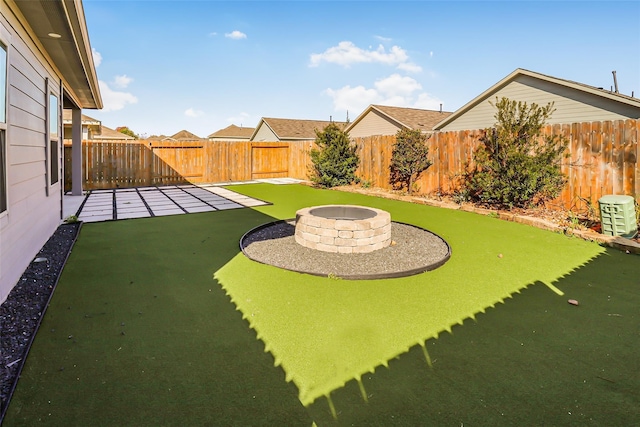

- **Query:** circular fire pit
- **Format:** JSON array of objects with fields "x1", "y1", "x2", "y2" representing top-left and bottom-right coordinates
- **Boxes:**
[{"x1": 295, "y1": 205, "x2": 391, "y2": 254}]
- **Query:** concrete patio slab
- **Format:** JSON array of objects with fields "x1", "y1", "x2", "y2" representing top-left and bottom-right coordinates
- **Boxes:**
[{"x1": 67, "y1": 183, "x2": 272, "y2": 223}]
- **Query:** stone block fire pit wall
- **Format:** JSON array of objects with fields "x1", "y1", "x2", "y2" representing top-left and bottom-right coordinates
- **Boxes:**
[{"x1": 295, "y1": 205, "x2": 392, "y2": 254}]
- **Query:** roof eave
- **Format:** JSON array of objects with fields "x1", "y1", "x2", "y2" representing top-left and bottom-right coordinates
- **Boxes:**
[{"x1": 10, "y1": 0, "x2": 102, "y2": 110}]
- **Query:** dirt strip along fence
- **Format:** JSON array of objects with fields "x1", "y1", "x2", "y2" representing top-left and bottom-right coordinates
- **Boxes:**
[{"x1": 65, "y1": 119, "x2": 638, "y2": 213}]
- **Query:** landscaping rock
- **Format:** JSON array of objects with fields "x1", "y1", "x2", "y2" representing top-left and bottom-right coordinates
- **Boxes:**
[{"x1": 0, "y1": 222, "x2": 80, "y2": 417}]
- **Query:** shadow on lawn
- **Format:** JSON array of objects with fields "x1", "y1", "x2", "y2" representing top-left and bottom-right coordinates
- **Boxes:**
[
  {"x1": 5, "y1": 200, "x2": 639, "y2": 426},
  {"x1": 3, "y1": 208, "x2": 311, "y2": 426},
  {"x1": 306, "y1": 248, "x2": 640, "y2": 426}
]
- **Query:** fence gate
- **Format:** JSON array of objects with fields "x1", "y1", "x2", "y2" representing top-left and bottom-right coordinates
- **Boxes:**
[
  {"x1": 150, "y1": 142, "x2": 204, "y2": 184},
  {"x1": 251, "y1": 143, "x2": 289, "y2": 179}
]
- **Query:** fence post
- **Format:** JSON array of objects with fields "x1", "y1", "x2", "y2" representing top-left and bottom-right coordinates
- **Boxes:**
[{"x1": 146, "y1": 141, "x2": 153, "y2": 186}]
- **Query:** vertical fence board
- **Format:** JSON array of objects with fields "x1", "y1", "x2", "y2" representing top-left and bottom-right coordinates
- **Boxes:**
[
  {"x1": 636, "y1": 120, "x2": 640, "y2": 202},
  {"x1": 612, "y1": 120, "x2": 622, "y2": 194},
  {"x1": 622, "y1": 119, "x2": 636, "y2": 196}
]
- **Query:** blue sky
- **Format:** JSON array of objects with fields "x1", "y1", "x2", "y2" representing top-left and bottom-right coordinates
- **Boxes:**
[{"x1": 83, "y1": 1, "x2": 640, "y2": 139}]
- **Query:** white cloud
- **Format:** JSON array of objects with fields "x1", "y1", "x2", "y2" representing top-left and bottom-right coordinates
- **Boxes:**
[
  {"x1": 209, "y1": 32, "x2": 218, "y2": 37},
  {"x1": 397, "y1": 62, "x2": 423, "y2": 73},
  {"x1": 374, "y1": 35, "x2": 392, "y2": 43},
  {"x1": 325, "y1": 74, "x2": 443, "y2": 114},
  {"x1": 324, "y1": 85, "x2": 379, "y2": 114},
  {"x1": 374, "y1": 74, "x2": 422, "y2": 96},
  {"x1": 226, "y1": 112, "x2": 251, "y2": 125},
  {"x1": 98, "y1": 81, "x2": 138, "y2": 112},
  {"x1": 414, "y1": 93, "x2": 444, "y2": 110},
  {"x1": 113, "y1": 74, "x2": 133, "y2": 89},
  {"x1": 310, "y1": 41, "x2": 409, "y2": 68},
  {"x1": 225, "y1": 30, "x2": 247, "y2": 40},
  {"x1": 184, "y1": 108, "x2": 205, "y2": 118},
  {"x1": 430, "y1": 51, "x2": 434, "y2": 58},
  {"x1": 92, "y1": 48, "x2": 102, "y2": 67}
]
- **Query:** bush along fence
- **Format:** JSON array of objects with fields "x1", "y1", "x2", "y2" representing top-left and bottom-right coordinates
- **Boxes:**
[
  {"x1": 64, "y1": 119, "x2": 638, "y2": 212},
  {"x1": 351, "y1": 119, "x2": 639, "y2": 213}
]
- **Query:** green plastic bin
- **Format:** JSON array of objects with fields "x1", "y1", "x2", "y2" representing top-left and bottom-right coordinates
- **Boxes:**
[{"x1": 598, "y1": 195, "x2": 637, "y2": 238}]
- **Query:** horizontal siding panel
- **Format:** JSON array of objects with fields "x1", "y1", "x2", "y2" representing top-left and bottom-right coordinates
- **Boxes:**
[
  {"x1": 10, "y1": 66, "x2": 46, "y2": 104},
  {"x1": 8, "y1": 106, "x2": 45, "y2": 133},
  {"x1": 0, "y1": 6, "x2": 63, "y2": 304},
  {"x1": 252, "y1": 125, "x2": 277, "y2": 141},
  {"x1": 9, "y1": 125, "x2": 46, "y2": 147},
  {"x1": 8, "y1": 174, "x2": 45, "y2": 204},
  {"x1": 9, "y1": 85, "x2": 45, "y2": 117},
  {"x1": 9, "y1": 47, "x2": 46, "y2": 90},
  {"x1": 9, "y1": 144, "x2": 45, "y2": 165},
  {"x1": 349, "y1": 111, "x2": 400, "y2": 138},
  {"x1": 9, "y1": 161, "x2": 44, "y2": 185},
  {"x1": 442, "y1": 77, "x2": 640, "y2": 131}
]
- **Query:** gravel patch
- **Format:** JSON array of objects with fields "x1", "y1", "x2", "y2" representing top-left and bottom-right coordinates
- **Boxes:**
[
  {"x1": 0, "y1": 222, "x2": 81, "y2": 419},
  {"x1": 241, "y1": 220, "x2": 450, "y2": 279}
]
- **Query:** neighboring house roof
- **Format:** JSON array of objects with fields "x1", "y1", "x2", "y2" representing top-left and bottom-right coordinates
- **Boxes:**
[
  {"x1": 346, "y1": 104, "x2": 453, "y2": 137},
  {"x1": 62, "y1": 110, "x2": 101, "y2": 126},
  {"x1": 207, "y1": 124, "x2": 255, "y2": 140},
  {"x1": 11, "y1": 1, "x2": 102, "y2": 109},
  {"x1": 93, "y1": 125, "x2": 136, "y2": 141},
  {"x1": 251, "y1": 118, "x2": 347, "y2": 141},
  {"x1": 148, "y1": 135, "x2": 168, "y2": 140},
  {"x1": 165, "y1": 130, "x2": 203, "y2": 141},
  {"x1": 434, "y1": 68, "x2": 640, "y2": 131}
]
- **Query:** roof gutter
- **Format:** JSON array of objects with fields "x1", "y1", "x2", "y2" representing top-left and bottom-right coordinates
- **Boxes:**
[{"x1": 61, "y1": 0, "x2": 102, "y2": 109}]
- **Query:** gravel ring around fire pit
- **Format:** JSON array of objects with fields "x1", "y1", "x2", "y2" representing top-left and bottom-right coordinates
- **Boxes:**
[{"x1": 240, "y1": 219, "x2": 450, "y2": 280}]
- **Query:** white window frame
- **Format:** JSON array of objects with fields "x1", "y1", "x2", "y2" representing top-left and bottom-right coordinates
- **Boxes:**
[
  {"x1": 46, "y1": 78, "x2": 61, "y2": 195},
  {"x1": 0, "y1": 26, "x2": 10, "y2": 218}
]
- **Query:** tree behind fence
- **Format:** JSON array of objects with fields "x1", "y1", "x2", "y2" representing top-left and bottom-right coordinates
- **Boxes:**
[{"x1": 65, "y1": 119, "x2": 638, "y2": 212}]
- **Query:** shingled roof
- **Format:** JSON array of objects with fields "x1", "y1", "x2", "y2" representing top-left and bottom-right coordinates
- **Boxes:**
[
  {"x1": 353, "y1": 105, "x2": 453, "y2": 132},
  {"x1": 165, "y1": 130, "x2": 202, "y2": 141},
  {"x1": 254, "y1": 118, "x2": 348, "y2": 140},
  {"x1": 62, "y1": 110, "x2": 101, "y2": 125},
  {"x1": 93, "y1": 125, "x2": 136, "y2": 140},
  {"x1": 207, "y1": 124, "x2": 255, "y2": 139}
]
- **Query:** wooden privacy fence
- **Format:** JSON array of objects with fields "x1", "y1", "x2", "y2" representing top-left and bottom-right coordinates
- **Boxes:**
[
  {"x1": 350, "y1": 119, "x2": 639, "y2": 211},
  {"x1": 65, "y1": 119, "x2": 639, "y2": 211},
  {"x1": 64, "y1": 140, "x2": 313, "y2": 191}
]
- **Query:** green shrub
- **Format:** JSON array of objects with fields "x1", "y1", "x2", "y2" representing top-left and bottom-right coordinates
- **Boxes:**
[
  {"x1": 389, "y1": 128, "x2": 432, "y2": 195},
  {"x1": 463, "y1": 97, "x2": 568, "y2": 209},
  {"x1": 309, "y1": 123, "x2": 359, "y2": 188}
]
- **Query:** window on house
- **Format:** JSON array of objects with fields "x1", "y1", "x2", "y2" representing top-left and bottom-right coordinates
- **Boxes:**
[
  {"x1": 48, "y1": 92, "x2": 59, "y2": 186},
  {"x1": 0, "y1": 42, "x2": 7, "y2": 213}
]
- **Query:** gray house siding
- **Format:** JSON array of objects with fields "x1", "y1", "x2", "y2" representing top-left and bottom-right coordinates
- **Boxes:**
[
  {"x1": 348, "y1": 110, "x2": 400, "y2": 137},
  {"x1": 0, "y1": 8, "x2": 64, "y2": 303},
  {"x1": 252, "y1": 123, "x2": 278, "y2": 141},
  {"x1": 439, "y1": 74, "x2": 640, "y2": 131}
]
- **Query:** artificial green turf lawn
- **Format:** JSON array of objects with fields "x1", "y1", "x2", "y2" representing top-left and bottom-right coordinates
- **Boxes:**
[
  {"x1": 215, "y1": 185, "x2": 606, "y2": 406},
  {"x1": 5, "y1": 184, "x2": 639, "y2": 426}
]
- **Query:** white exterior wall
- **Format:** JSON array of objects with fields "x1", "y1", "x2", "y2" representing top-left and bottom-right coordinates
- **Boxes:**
[
  {"x1": 440, "y1": 75, "x2": 640, "y2": 131},
  {"x1": 0, "y1": 8, "x2": 64, "y2": 303},
  {"x1": 251, "y1": 123, "x2": 278, "y2": 141},
  {"x1": 348, "y1": 110, "x2": 401, "y2": 138}
]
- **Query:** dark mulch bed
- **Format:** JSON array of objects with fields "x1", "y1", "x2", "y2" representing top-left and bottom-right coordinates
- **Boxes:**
[{"x1": 0, "y1": 222, "x2": 81, "y2": 419}]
